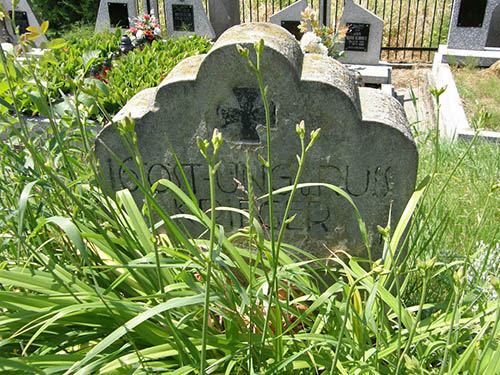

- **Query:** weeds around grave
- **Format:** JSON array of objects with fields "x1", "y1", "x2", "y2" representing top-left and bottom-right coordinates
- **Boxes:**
[{"x1": 0, "y1": 25, "x2": 499, "y2": 375}]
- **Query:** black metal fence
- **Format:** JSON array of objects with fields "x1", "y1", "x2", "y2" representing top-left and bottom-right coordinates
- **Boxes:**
[{"x1": 237, "y1": 0, "x2": 454, "y2": 62}]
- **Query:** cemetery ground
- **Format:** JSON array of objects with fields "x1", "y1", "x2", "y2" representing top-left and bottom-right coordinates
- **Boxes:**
[
  {"x1": 0, "y1": 26, "x2": 500, "y2": 375},
  {"x1": 452, "y1": 63, "x2": 500, "y2": 132}
]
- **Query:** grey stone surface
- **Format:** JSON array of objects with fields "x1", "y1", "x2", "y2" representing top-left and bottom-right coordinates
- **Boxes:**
[
  {"x1": 143, "y1": 0, "x2": 159, "y2": 17},
  {"x1": 486, "y1": 3, "x2": 500, "y2": 47},
  {"x1": 164, "y1": 0, "x2": 215, "y2": 39},
  {"x1": 347, "y1": 64, "x2": 391, "y2": 85},
  {"x1": 1, "y1": 0, "x2": 47, "y2": 46},
  {"x1": 448, "y1": 0, "x2": 500, "y2": 51},
  {"x1": 319, "y1": 0, "x2": 332, "y2": 28},
  {"x1": 95, "y1": 22, "x2": 418, "y2": 261},
  {"x1": 95, "y1": 0, "x2": 138, "y2": 31},
  {"x1": 209, "y1": 0, "x2": 240, "y2": 38},
  {"x1": 436, "y1": 44, "x2": 500, "y2": 67},
  {"x1": 338, "y1": 0, "x2": 383, "y2": 65},
  {"x1": 269, "y1": 0, "x2": 307, "y2": 39}
]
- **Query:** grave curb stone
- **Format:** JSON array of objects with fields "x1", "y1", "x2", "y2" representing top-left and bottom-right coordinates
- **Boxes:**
[{"x1": 96, "y1": 22, "x2": 418, "y2": 261}]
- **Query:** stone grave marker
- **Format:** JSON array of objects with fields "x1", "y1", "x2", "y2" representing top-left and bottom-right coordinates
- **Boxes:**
[
  {"x1": 209, "y1": 0, "x2": 240, "y2": 39},
  {"x1": 269, "y1": 0, "x2": 307, "y2": 40},
  {"x1": 448, "y1": 0, "x2": 500, "y2": 50},
  {"x1": 95, "y1": 0, "x2": 137, "y2": 31},
  {"x1": 95, "y1": 23, "x2": 418, "y2": 261},
  {"x1": 1, "y1": 0, "x2": 47, "y2": 46},
  {"x1": 143, "y1": 0, "x2": 159, "y2": 17},
  {"x1": 164, "y1": 0, "x2": 215, "y2": 39},
  {"x1": 338, "y1": 0, "x2": 383, "y2": 65}
]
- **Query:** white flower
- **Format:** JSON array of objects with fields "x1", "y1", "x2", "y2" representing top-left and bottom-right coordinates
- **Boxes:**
[
  {"x1": 136, "y1": 30, "x2": 144, "y2": 40},
  {"x1": 154, "y1": 27, "x2": 161, "y2": 36},
  {"x1": 300, "y1": 31, "x2": 328, "y2": 55}
]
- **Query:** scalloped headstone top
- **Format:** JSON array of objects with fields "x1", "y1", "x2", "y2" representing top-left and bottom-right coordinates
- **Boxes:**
[{"x1": 95, "y1": 23, "x2": 418, "y2": 260}]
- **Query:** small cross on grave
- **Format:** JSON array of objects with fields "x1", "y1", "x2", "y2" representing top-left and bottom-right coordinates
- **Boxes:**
[{"x1": 217, "y1": 87, "x2": 276, "y2": 143}]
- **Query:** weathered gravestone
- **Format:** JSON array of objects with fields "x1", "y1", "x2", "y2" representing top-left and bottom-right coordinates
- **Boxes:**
[
  {"x1": 269, "y1": 0, "x2": 307, "y2": 40},
  {"x1": 95, "y1": 0, "x2": 137, "y2": 31},
  {"x1": 209, "y1": 0, "x2": 240, "y2": 39},
  {"x1": 338, "y1": 0, "x2": 383, "y2": 65},
  {"x1": 448, "y1": 0, "x2": 500, "y2": 50},
  {"x1": 1, "y1": 0, "x2": 47, "y2": 46},
  {"x1": 95, "y1": 23, "x2": 418, "y2": 261},
  {"x1": 164, "y1": 0, "x2": 215, "y2": 39}
]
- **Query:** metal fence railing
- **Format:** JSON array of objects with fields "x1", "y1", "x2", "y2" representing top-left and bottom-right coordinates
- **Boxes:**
[{"x1": 237, "y1": 0, "x2": 454, "y2": 62}]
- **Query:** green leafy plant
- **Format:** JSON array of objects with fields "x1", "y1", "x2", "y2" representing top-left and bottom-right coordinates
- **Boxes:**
[{"x1": 0, "y1": 26, "x2": 499, "y2": 375}]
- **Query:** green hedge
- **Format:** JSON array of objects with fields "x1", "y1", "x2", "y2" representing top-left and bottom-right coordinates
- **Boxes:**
[{"x1": 0, "y1": 31, "x2": 211, "y2": 118}]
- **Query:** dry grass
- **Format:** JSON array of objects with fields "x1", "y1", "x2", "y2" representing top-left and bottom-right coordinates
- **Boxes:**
[{"x1": 453, "y1": 66, "x2": 500, "y2": 132}]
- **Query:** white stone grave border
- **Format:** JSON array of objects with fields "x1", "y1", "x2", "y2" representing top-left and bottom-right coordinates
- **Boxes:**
[{"x1": 429, "y1": 49, "x2": 500, "y2": 143}]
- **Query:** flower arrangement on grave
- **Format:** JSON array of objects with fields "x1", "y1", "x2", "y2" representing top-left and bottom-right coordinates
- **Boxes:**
[
  {"x1": 126, "y1": 13, "x2": 162, "y2": 47},
  {"x1": 299, "y1": 7, "x2": 347, "y2": 58}
]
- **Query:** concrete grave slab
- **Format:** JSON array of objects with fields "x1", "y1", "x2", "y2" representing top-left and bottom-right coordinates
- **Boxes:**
[
  {"x1": 269, "y1": 0, "x2": 307, "y2": 40},
  {"x1": 1, "y1": 0, "x2": 47, "y2": 46},
  {"x1": 95, "y1": 0, "x2": 138, "y2": 31},
  {"x1": 164, "y1": 0, "x2": 215, "y2": 39},
  {"x1": 209, "y1": 0, "x2": 240, "y2": 39},
  {"x1": 95, "y1": 22, "x2": 418, "y2": 261},
  {"x1": 338, "y1": 0, "x2": 383, "y2": 65}
]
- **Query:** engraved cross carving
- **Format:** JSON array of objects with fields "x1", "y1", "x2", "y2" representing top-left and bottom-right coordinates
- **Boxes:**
[{"x1": 217, "y1": 87, "x2": 276, "y2": 143}]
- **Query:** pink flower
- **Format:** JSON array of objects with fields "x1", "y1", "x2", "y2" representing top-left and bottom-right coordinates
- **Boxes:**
[{"x1": 129, "y1": 27, "x2": 137, "y2": 34}]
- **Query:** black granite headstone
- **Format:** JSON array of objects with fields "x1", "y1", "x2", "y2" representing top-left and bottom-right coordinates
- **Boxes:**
[
  {"x1": 172, "y1": 4, "x2": 195, "y2": 32},
  {"x1": 14, "y1": 11, "x2": 29, "y2": 35},
  {"x1": 281, "y1": 20, "x2": 303, "y2": 40},
  {"x1": 457, "y1": 0, "x2": 487, "y2": 27},
  {"x1": 108, "y1": 3, "x2": 130, "y2": 28},
  {"x1": 344, "y1": 23, "x2": 370, "y2": 52}
]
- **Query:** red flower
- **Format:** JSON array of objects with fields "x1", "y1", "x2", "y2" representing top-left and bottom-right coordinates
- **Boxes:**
[
  {"x1": 144, "y1": 14, "x2": 150, "y2": 21},
  {"x1": 129, "y1": 27, "x2": 137, "y2": 34}
]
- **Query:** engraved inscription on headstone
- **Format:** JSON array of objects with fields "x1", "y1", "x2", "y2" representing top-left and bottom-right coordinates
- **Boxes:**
[
  {"x1": 338, "y1": 0, "x2": 383, "y2": 64},
  {"x1": 96, "y1": 23, "x2": 418, "y2": 261},
  {"x1": 457, "y1": 0, "x2": 487, "y2": 27},
  {"x1": 172, "y1": 4, "x2": 195, "y2": 32},
  {"x1": 217, "y1": 88, "x2": 276, "y2": 143},
  {"x1": 108, "y1": 2, "x2": 130, "y2": 28},
  {"x1": 345, "y1": 23, "x2": 370, "y2": 52},
  {"x1": 281, "y1": 20, "x2": 303, "y2": 40},
  {"x1": 14, "y1": 11, "x2": 29, "y2": 35}
]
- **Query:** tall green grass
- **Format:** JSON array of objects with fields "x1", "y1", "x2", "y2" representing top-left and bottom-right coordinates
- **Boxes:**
[{"x1": 0, "y1": 21, "x2": 499, "y2": 375}]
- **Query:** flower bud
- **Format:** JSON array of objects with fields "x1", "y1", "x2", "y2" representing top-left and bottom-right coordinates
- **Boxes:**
[
  {"x1": 296, "y1": 120, "x2": 305, "y2": 137},
  {"x1": 212, "y1": 128, "x2": 223, "y2": 152}
]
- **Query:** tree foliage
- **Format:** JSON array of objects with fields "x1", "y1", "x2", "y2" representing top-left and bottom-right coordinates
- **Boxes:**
[{"x1": 30, "y1": 0, "x2": 100, "y2": 32}]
